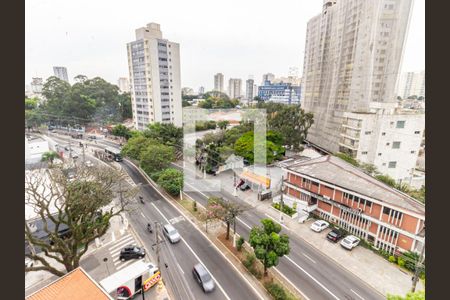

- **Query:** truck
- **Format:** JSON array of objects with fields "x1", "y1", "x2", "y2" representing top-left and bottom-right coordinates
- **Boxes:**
[{"x1": 99, "y1": 261, "x2": 160, "y2": 300}]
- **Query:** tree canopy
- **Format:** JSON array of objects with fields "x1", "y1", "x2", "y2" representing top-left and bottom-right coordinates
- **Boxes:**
[{"x1": 139, "y1": 143, "x2": 175, "y2": 175}]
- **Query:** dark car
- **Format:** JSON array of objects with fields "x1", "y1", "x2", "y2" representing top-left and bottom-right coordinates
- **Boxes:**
[
  {"x1": 326, "y1": 228, "x2": 344, "y2": 242},
  {"x1": 192, "y1": 263, "x2": 215, "y2": 293},
  {"x1": 119, "y1": 246, "x2": 146, "y2": 262},
  {"x1": 239, "y1": 182, "x2": 251, "y2": 191}
]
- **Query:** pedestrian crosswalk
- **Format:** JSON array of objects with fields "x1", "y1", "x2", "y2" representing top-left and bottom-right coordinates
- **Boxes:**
[{"x1": 108, "y1": 233, "x2": 143, "y2": 271}]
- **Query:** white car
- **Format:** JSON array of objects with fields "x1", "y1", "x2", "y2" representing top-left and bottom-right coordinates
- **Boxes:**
[
  {"x1": 340, "y1": 235, "x2": 360, "y2": 250},
  {"x1": 84, "y1": 160, "x2": 94, "y2": 167},
  {"x1": 163, "y1": 224, "x2": 181, "y2": 243},
  {"x1": 310, "y1": 220, "x2": 330, "y2": 232}
]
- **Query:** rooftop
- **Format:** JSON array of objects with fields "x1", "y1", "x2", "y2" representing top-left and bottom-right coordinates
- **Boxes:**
[
  {"x1": 286, "y1": 155, "x2": 425, "y2": 215},
  {"x1": 26, "y1": 267, "x2": 112, "y2": 300}
]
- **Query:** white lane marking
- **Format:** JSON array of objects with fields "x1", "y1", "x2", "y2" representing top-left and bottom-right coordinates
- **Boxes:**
[
  {"x1": 236, "y1": 217, "x2": 252, "y2": 230},
  {"x1": 273, "y1": 267, "x2": 311, "y2": 300},
  {"x1": 284, "y1": 255, "x2": 341, "y2": 300},
  {"x1": 180, "y1": 237, "x2": 231, "y2": 300},
  {"x1": 350, "y1": 289, "x2": 365, "y2": 300},
  {"x1": 140, "y1": 212, "x2": 146, "y2": 219},
  {"x1": 151, "y1": 203, "x2": 170, "y2": 224},
  {"x1": 264, "y1": 213, "x2": 290, "y2": 231},
  {"x1": 303, "y1": 254, "x2": 316, "y2": 264},
  {"x1": 108, "y1": 236, "x2": 134, "y2": 252},
  {"x1": 184, "y1": 182, "x2": 209, "y2": 199},
  {"x1": 177, "y1": 262, "x2": 185, "y2": 274},
  {"x1": 127, "y1": 159, "x2": 265, "y2": 300}
]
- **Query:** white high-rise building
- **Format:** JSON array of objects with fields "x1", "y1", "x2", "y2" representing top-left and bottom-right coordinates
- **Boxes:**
[
  {"x1": 246, "y1": 79, "x2": 254, "y2": 100},
  {"x1": 117, "y1": 77, "x2": 130, "y2": 93},
  {"x1": 397, "y1": 71, "x2": 425, "y2": 99},
  {"x1": 228, "y1": 78, "x2": 242, "y2": 99},
  {"x1": 261, "y1": 73, "x2": 275, "y2": 85},
  {"x1": 198, "y1": 86, "x2": 205, "y2": 95},
  {"x1": 301, "y1": 0, "x2": 413, "y2": 153},
  {"x1": 127, "y1": 23, "x2": 182, "y2": 129},
  {"x1": 214, "y1": 73, "x2": 224, "y2": 93},
  {"x1": 30, "y1": 77, "x2": 43, "y2": 94},
  {"x1": 53, "y1": 66, "x2": 69, "y2": 82}
]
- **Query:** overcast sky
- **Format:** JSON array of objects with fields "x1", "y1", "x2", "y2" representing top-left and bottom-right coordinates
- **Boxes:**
[{"x1": 26, "y1": 0, "x2": 424, "y2": 91}]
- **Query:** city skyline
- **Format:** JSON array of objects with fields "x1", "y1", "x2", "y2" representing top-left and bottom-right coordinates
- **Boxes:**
[{"x1": 25, "y1": 0, "x2": 424, "y2": 91}]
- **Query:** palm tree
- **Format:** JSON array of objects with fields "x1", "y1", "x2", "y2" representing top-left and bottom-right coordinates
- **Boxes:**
[{"x1": 41, "y1": 151, "x2": 59, "y2": 166}]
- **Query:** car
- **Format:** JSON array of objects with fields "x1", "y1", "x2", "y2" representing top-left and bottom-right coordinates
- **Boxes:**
[
  {"x1": 84, "y1": 160, "x2": 94, "y2": 167},
  {"x1": 25, "y1": 257, "x2": 34, "y2": 269},
  {"x1": 340, "y1": 235, "x2": 361, "y2": 250},
  {"x1": 163, "y1": 224, "x2": 181, "y2": 243},
  {"x1": 310, "y1": 220, "x2": 330, "y2": 232},
  {"x1": 239, "y1": 182, "x2": 251, "y2": 191},
  {"x1": 64, "y1": 146, "x2": 70, "y2": 151},
  {"x1": 326, "y1": 228, "x2": 344, "y2": 242},
  {"x1": 192, "y1": 263, "x2": 215, "y2": 293},
  {"x1": 119, "y1": 246, "x2": 146, "y2": 261}
]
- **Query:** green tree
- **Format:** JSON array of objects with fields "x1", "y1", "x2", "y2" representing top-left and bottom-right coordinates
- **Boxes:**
[
  {"x1": 375, "y1": 174, "x2": 397, "y2": 187},
  {"x1": 140, "y1": 143, "x2": 175, "y2": 175},
  {"x1": 335, "y1": 152, "x2": 360, "y2": 167},
  {"x1": 234, "y1": 131, "x2": 284, "y2": 164},
  {"x1": 182, "y1": 99, "x2": 192, "y2": 107},
  {"x1": 25, "y1": 165, "x2": 136, "y2": 276},
  {"x1": 387, "y1": 290, "x2": 425, "y2": 300},
  {"x1": 157, "y1": 168, "x2": 183, "y2": 196},
  {"x1": 25, "y1": 98, "x2": 39, "y2": 110},
  {"x1": 144, "y1": 122, "x2": 183, "y2": 148},
  {"x1": 112, "y1": 124, "x2": 132, "y2": 140},
  {"x1": 249, "y1": 219, "x2": 290, "y2": 276},
  {"x1": 120, "y1": 135, "x2": 152, "y2": 160},
  {"x1": 41, "y1": 151, "x2": 60, "y2": 166},
  {"x1": 118, "y1": 92, "x2": 132, "y2": 120},
  {"x1": 208, "y1": 197, "x2": 244, "y2": 240},
  {"x1": 218, "y1": 120, "x2": 230, "y2": 130}
]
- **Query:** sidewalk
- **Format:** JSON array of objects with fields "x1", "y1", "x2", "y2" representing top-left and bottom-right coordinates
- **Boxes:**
[{"x1": 186, "y1": 164, "x2": 424, "y2": 297}]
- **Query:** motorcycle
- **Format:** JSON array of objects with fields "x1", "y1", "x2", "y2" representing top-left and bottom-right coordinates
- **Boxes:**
[
  {"x1": 147, "y1": 223, "x2": 153, "y2": 233},
  {"x1": 139, "y1": 196, "x2": 144, "y2": 204}
]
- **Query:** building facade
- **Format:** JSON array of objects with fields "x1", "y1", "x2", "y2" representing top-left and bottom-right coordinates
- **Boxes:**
[
  {"x1": 30, "y1": 77, "x2": 44, "y2": 94},
  {"x1": 198, "y1": 86, "x2": 205, "y2": 95},
  {"x1": 339, "y1": 103, "x2": 425, "y2": 182},
  {"x1": 301, "y1": 0, "x2": 413, "y2": 153},
  {"x1": 228, "y1": 78, "x2": 242, "y2": 99},
  {"x1": 397, "y1": 71, "x2": 425, "y2": 99},
  {"x1": 117, "y1": 77, "x2": 130, "y2": 93},
  {"x1": 258, "y1": 81, "x2": 301, "y2": 104},
  {"x1": 280, "y1": 155, "x2": 425, "y2": 255},
  {"x1": 214, "y1": 73, "x2": 224, "y2": 93},
  {"x1": 261, "y1": 73, "x2": 275, "y2": 85},
  {"x1": 127, "y1": 23, "x2": 182, "y2": 129},
  {"x1": 53, "y1": 66, "x2": 69, "y2": 82},
  {"x1": 245, "y1": 79, "x2": 254, "y2": 100}
]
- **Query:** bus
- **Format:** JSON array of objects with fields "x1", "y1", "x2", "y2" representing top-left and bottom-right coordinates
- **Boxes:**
[{"x1": 105, "y1": 147, "x2": 123, "y2": 162}]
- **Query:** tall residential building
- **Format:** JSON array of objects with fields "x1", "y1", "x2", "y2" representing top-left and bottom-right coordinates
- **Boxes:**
[
  {"x1": 53, "y1": 66, "x2": 69, "y2": 82},
  {"x1": 245, "y1": 79, "x2": 254, "y2": 100},
  {"x1": 198, "y1": 86, "x2": 205, "y2": 95},
  {"x1": 252, "y1": 84, "x2": 258, "y2": 100},
  {"x1": 214, "y1": 73, "x2": 224, "y2": 93},
  {"x1": 30, "y1": 77, "x2": 43, "y2": 94},
  {"x1": 127, "y1": 23, "x2": 182, "y2": 129},
  {"x1": 117, "y1": 77, "x2": 130, "y2": 93},
  {"x1": 397, "y1": 71, "x2": 425, "y2": 99},
  {"x1": 261, "y1": 73, "x2": 275, "y2": 85},
  {"x1": 227, "y1": 78, "x2": 242, "y2": 99},
  {"x1": 301, "y1": 0, "x2": 413, "y2": 153}
]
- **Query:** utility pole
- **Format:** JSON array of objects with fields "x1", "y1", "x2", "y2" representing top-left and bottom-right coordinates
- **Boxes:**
[
  {"x1": 233, "y1": 170, "x2": 237, "y2": 197},
  {"x1": 280, "y1": 175, "x2": 284, "y2": 223},
  {"x1": 82, "y1": 144, "x2": 85, "y2": 163},
  {"x1": 155, "y1": 221, "x2": 160, "y2": 266},
  {"x1": 411, "y1": 243, "x2": 425, "y2": 292}
]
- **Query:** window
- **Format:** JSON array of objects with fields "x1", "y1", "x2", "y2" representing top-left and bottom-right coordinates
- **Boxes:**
[
  {"x1": 311, "y1": 181, "x2": 319, "y2": 187},
  {"x1": 414, "y1": 131, "x2": 420, "y2": 134},
  {"x1": 382, "y1": 132, "x2": 386, "y2": 136},
  {"x1": 365, "y1": 131, "x2": 372, "y2": 135},
  {"x1": 378, "y1": 153, "x2": 382, "y2": 156},
  {"x1": 388, "y1": 161, "x2": 397, "y2": 168},
  {"x1": 396, "y1": 121, "x2": 405, "y2": 128},
  {"x1": 362, "y1": 151, "x2": 368, "y2": 155},
  {"x1": 411, "y1": 151, "x2": 416, "y2": 154},
  {"x1": 386, "y1": 142, "x2": 390, "y2": 146},
  {"x1": 383, "y1": 207, "x2": 391, "y2": 215},
  {"x1": 392, "y1": 141, "x2": 401, "y2": 149}
]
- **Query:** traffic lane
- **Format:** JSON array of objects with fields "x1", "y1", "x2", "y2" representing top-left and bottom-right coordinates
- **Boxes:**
[{"x1": 122, "y1": 161, "x2": 260, "y2": 300}]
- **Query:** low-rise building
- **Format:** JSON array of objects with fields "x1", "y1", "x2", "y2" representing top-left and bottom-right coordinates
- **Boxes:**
[
  {"x1": 280, "y1": 155, "x2": 425, "y2": 255},
  {"x1": 258, "y1": 81, "x2": 301, "y2": 105}
]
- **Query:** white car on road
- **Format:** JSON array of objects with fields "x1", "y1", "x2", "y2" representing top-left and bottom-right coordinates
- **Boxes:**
[
  {"x1": 340, "y1": 235, "x2": 360, "y2": 250},
  {"x1": 163, "y1": 224, "x2": 181, "y2": 244},
  {"x1": 310, "y1": 220, "x2": 330, "y2": 232}
]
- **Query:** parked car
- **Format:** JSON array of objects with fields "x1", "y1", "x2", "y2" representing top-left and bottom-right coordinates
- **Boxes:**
[
  {"x1": 340, "y1": 235, "x2": 360, "y2": 250},
  {"x1": 119, "y1": 246, "x2": 146, "y2": 261},
  {"x1": 326, "y1": 228, "x2": 344, "y2": 242},
  {"x1": 239, "y1": 182, "x2": 251, "y2": 191},
  {"x1": 192, "y1": 263, "x2": 215, "y2": 293},
  {"x1": 310, "y1": 220, "x2": 330, "y2": 232},
  {"x1": 163, "y1": 224, "x2": 181, "y2": 243}
]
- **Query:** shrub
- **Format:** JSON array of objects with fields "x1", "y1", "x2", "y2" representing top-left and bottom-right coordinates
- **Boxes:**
[
  {"x1": 401, "y1": 251, "x2": 420, "y2": 272},
  {"x1": 249, "y1": 265, "x2": 263, "y2": 279},
  {"x1": 397, "y1": 257, "x2": 405, "y2": 268},
  {"x1": 236, "y1": 237, "x2": 245, "y2": 251},
  {"x1": 243, "y1": 253, "x2": 256, "y2": 269},
  {"x1": 265, "y1": 282, "x2": 288, "y2": 300},
  {"x1": 388, "y1": 256, "x2": 397, "y2": 263}
]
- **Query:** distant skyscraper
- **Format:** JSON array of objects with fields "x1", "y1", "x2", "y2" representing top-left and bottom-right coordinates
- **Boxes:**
[
  {"x1": 261, "y1": 73, "x2": 275, "y2": 85},
  {"x1": 397, "y1": 71, "x2": 425, "y2": 99},
  {"x1": 214, "y1": 73, "x2": 224, "y2": 93},
  {"x1": 117, "y1": 77, "x2": 130, "y2": 93},
  {"x1": 198, "y1": 86, "x2": 205, "y2": 95},
  {"x1": 228, "y1": 78, "x2": 242, "y2": 99},
  {"x1": 301, "y1": 0, "x2": 413, "y2": 153},
  {"x1": 53, "y1": 66, "x2": 69, "y2": 82},
  {"x1": 30, "y1": 77, "x2": 43, "y2": 94},
  {"x1": 127, "y1": 23, "x2": 182, "y2": 129},
  {"x1": 246, "y1": 79, "x2": 254, "y2": 100}
]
